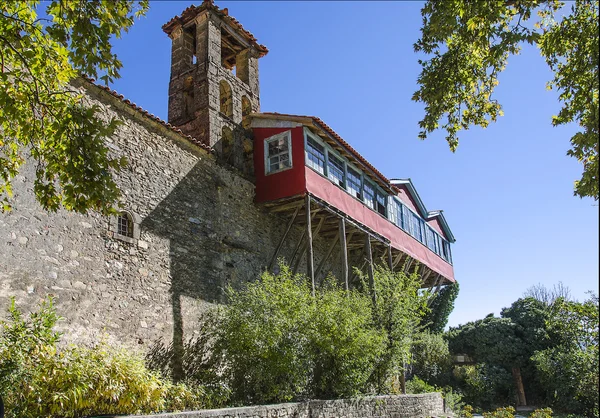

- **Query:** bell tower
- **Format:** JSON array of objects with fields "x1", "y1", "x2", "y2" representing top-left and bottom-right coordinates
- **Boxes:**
[{"x1": 163, "y1": 0, "x2": 268, "y2": 171}]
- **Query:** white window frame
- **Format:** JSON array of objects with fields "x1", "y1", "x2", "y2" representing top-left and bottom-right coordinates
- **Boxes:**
[{"x1": 264, "y1": 130, "x2": 293, "y2": 175}]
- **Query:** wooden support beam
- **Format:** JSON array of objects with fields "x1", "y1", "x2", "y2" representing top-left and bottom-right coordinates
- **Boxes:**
[
  {"x1": 292, "y1": 212, "x2": 325, "y2": 275},
  {"x1": 392, "y1": 251, "x2": 404, "y2": 270},
  {"x1": 305, "y1": 195, "x2": 315, "y2": 297},
  {"x1": 315, "y1": 234, "x2": 340, "y2": 284},
  {"x1": 271, "y1": 200, "x2": 304, "y2": 213},
  {"x1": 365, "y1": 234, "x2": 376, "y2": 306},
  {"x1": 387, "y1": 245, "x2": 394, "y2": 271},
  {"x1": 403, "y1": 257, "x2": 413, "y2": 274},
  {"x1": 268, "y1": 204, "x2": 301, "y2": 271},
  {"x1": 289, "y1": 229, "x2": 306, "y2": 267},
  {"x1": 427, "y1": 274, "x2": 443, "y2": 307},
  {"x1": 340, "y1": 218, "x2": 348, "y2": 291}
]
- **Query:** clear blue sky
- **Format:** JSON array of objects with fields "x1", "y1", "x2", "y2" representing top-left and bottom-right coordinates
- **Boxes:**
[{"x1": 109, "y1": 1, "x2": 599, "y2": 328}]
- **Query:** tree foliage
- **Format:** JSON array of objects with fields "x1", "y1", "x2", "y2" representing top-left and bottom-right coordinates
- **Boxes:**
[
  {"x1": 532, "y1": 294, "x2": 599, "y2": 417},
  {"x1": 0, "y1": 0, "x2": 148, "y2": 213},
  {"x1": 359, "y1": 266, "x2": 429, "y2": 393},
  {"x1": 422, "y1": 282, "x2": 460, "y2": 333},
  {"x1": 414, "y1": 0, "x2": 599, "y2": 200}
]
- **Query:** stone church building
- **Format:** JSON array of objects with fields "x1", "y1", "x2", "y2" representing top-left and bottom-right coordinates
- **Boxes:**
[{"x1": 0, "y1": 1, "x2": 456, "y2": 353}]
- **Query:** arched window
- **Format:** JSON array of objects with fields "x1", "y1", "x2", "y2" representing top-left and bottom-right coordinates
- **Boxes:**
[
  {"x1": 241, "y1": 96, "x2": 252, "y2": 129},
  {"x1": 221, "y1": 126, "x2": 233, "y2": 163},
  {"x1": 219, "y1": 80, "x2": 233, "y2": 118},
  {"x1": 117, "y1": 211, "x2": 134, "y2": 238}
]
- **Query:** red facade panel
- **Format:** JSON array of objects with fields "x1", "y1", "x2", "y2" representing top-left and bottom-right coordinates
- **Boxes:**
[
  {"x1": 427, "y1": 217, "x2": 446, "y2": 238},
  {"x1": 305, "y1": 170, "x2": 454, "y2": 282},
  {"x1": 254, "y1": 127, "x2": 307, "y2": 203}
]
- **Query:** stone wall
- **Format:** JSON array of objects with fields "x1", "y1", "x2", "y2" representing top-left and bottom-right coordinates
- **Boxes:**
[
  {"x1": 0, "y1": 79, "x2": 338, "y2": 355},
  {"x1": 122, "y1": 394, "x2": 448, "y2": 418}
]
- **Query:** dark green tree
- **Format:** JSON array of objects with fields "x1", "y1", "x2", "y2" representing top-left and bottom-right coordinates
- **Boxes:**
[
  {"x1": 414, "y1": 0, "x2": 599, "y2": 200},
  {"x1": 447, "y1": 298, "x2": 550, "y2": 407}
]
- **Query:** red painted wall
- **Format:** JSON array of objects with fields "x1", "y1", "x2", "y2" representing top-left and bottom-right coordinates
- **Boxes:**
[
  {"x1": 427, "y1": 217, "x2": 446, "y2": 238},
  {"x1": 305, "y1": 170, "x2": 454, "y2": 282},
  {"x1": 395, "y1": 185, "x2": 421, "y2": 214},
  {"x1": 254, "y1": 127, "x2": 307, "y2": 203}
]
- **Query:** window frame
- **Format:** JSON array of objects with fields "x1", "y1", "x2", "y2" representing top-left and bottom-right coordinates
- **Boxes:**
[
  {"x1": 264, "y1": 130, "x2": 293, "y2": 175},
  {"x1": 305, "y1": 132, "x2": 326, "y2": 175}
]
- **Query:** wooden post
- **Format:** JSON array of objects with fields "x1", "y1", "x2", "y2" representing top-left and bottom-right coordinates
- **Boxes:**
[
  {"x1": 339, "y1": 218, "x2": 348, "y2": 291},
  {"x1": 293, "y1": 216, "x2": 324, "y2": 275},
  {"x1": 268, "y1": 204, "x2": 301, "y2": 271},
  {"x1": 387, "y1": 245, "x2": 394, "y2": 271},
  {"x1": 365, "y1": 233, "x2": 376, "y2": 306},
  {"x1": 305, "y1": 194, "x2": 315, "y2": 296}
]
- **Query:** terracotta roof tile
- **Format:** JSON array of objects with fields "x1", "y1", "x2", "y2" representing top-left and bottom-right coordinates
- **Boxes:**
[
  {"x1": 162, "y1": 0, "x2": 268, "y2": 57},
  {"x1": 82, "y1": 77, "x2": 213, "y2": 153}
]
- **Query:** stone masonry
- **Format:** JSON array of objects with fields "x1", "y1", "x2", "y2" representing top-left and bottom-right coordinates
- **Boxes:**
[
  {"x1": 123, "y1": 394, "x2": 448, "y2": 418},
  {"x1": 0, "y1": 77, "x2": 336, "y2": 353}
]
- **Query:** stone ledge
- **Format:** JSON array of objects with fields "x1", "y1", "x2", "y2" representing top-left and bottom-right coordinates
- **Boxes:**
[{"x1": 108, "y1": 393, "x2": 447, "y2": 418}]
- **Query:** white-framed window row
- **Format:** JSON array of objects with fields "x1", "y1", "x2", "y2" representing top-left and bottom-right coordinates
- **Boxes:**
[
  {"x1": 265, "y1": 130, "x2": 293, "y2": 175},
  {"x1": 303, "y1": 128, "x2": 452, "y2": 265}
]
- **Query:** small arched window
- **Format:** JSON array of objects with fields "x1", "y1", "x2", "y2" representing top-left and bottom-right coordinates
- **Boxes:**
[
  {"x1": 219, "y1": 80, "x2": 233, "y2": 118},
  {"x1": 117, "y1": 212, "x2": 134, "y2": 238}
]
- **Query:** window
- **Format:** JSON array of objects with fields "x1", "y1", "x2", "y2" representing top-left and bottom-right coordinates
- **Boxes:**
[
  {"x1": 111, "y1": 210, "x2": 140, "y2": 244},
  {"x1": 363, "y1": 181, "x2": 375, "y2": 209},
  {"x1": 375, "y1": 189, "x2": 387, "y2": 217},
  {"x1": 410, "y1": 212, "x2": 423, "y2": 242},
  {"x1": 265, "y1": 131, "x2": 292, "y2": 174},
  {"x1": 306, "y1": 136, "x2": 325, "y2": 174},
  {"x1": 118, "y1": 212, "x2": 133, "y2": 238},
  {"x1": 346, "y1": 167, "x2": 362, "y2": 198},
  {"x1": 402, "y1": 205, "x2": 411, "y2": 232},
  {"x1": 389, "y1": 198, "x2": 404, "y2": 228},
  {"x1": 327, "y1": 152, "x2": 345, "y2": 187},
  {"x1": 219, "y1": 80, "x2": 233, "y2": 118}
]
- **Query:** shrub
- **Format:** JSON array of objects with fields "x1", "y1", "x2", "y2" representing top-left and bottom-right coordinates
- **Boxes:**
[
  {"x1": 410, "y1": 330, "x2": 452, "y2": 384},
  {"x1": 406, "y1": 376, "x2": 438, "y2": 394},
  {"x1": 0, "y1": 297, "x2": 205, "y2": 417},
  {"x1": 482, "y1": 406, "x2": 515, "y2": 418},
  {"x1": 211, "y1": 264, "x2": 385, "y2": 404},
  {"x1": 359, "y1": 266, "x2": 428, "y2": 392},
  {"x1": 529, "y1": 408, "x2": 553, "y2": 418}
]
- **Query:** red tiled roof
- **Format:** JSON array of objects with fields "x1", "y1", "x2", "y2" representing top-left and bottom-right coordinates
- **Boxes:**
[
  {"x1": 257, "y1": 112, "x2": 397, "y2": 192},
  {"x1": 162, "y1": 0, "x2": 268, "y2": 57},
  {"x1": 82, "y1": 77, "x2": 213, "y2": 153}
]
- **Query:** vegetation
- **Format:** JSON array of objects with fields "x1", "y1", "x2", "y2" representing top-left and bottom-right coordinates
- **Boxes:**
[
  {"x1": 360, "y1": 266, "x2": 429, "y2": 393},
  {"x1": 0, "y1": 297, "x2": 206, "y2": 418},
  {"x1": 414, "y1": 1, "x2": 599, "y2": 200},
  {"x1": 422, "y1": 282, "x2": 460, "y2": 333},
  {"x1": 0, "y1": 1, "x2": 148, "y2": 213}
]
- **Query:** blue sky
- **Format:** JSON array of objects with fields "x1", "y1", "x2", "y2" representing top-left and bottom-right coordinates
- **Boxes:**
[{"x1": 109, "y1": 1, "x2": 598, "y2": 328}]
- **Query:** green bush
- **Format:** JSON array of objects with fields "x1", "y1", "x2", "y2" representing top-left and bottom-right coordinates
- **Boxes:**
[
  {"x1": 529, "y1": 408, "x2": 553, "y2": 418},
  {"x1": 0, "y1": 297, "x2": 205, "y2": 417},
  {"x1": 406, "y1": 376, "x2": 438, "y2": 394},
  {"x1": 482, "y1": 406, "x2": 515, "y2": 418},
  {"x1": 211, "y1": 264, "x2": 385, "y2": 404},
  {"x1": 359, "y1": 266, "x2": 428, "y2": 393},
  {"x1": 410, "y1": 330, "x2": 452, "y2": 384}
]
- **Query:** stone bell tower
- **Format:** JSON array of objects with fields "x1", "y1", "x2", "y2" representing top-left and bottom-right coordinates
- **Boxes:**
[{"x1": 163, "y1": 0, "x2": 268, "y2": 172}]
